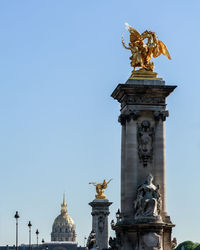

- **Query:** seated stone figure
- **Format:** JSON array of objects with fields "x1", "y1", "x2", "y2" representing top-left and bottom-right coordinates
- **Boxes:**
[
  {"x1": 86, "y1": 230, "x2": 98, "y2": 250},
  {"x1": 134, "y1": 174, "x2": 161, "y2": 221}
]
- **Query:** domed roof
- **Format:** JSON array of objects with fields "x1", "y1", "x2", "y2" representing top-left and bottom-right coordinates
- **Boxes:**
[
  {"x1": 51, "y1": 195, "x2": 76, "y2": 242},
  {"x1": 53, "y1": 213, "x2": 75, "y2": 231}
]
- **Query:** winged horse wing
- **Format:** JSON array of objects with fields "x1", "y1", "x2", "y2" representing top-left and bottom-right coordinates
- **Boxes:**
[
  {"x1": 125, "y1": 23, "x2": 143, "y2": 43},
  {"x1": 154, "y1": 40, "x2": 171, "y2": 59}
]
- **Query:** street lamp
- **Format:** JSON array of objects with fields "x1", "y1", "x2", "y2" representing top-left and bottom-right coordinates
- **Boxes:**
[
  {"x1": 28, "y1": 221, "x2": 32, "y2": 250},
  {"x1": 116, "y1": 209, "x2": 121, "y2": 222},
  {"x1": 14, "y1": 211, "x2": 20, "y2": 250},
  {"x1": 84, "y1": 236, "x2": 87, "y2": 247},
  {"x1": 36, "y1": 229, "x2": 39, "y2": 250}
]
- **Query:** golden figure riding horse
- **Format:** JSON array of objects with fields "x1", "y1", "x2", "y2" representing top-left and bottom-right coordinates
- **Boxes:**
[
  {"x1": 122, "y1": 23, "x2": 171, "y2": 79},
  {"x1": 89, "y1": 179, "x2": 112, "y2": 200}
]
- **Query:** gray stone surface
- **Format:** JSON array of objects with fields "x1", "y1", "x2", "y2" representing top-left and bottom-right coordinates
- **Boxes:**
[
  {"x1": 111, "y1": 79, "x2": 176, "y2": 250},
  {"x1": 89, "y1": 199, "x2": 112, "y2": 250},
  {"x1": 125, "y1": 79, "x2": 165, "y2": 86}
]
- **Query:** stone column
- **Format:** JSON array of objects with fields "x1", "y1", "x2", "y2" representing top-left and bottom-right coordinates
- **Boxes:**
[
  {"x1": 153, "y1": 111, "x2": 169, "y2": 216},
  {"x1": 111, "y1": 78, "x2": 176, "y2": 250},
  {"x1": 89, "y1": 199, "x2": 112, "y2": 250},
  {"x1": 120, "y1": 122, "x2": 126, "y2": 214}
]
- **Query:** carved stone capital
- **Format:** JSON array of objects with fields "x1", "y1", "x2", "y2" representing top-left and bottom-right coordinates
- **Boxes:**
[
  {"x1": 118, "y1": 111, "x2": 140, "y2": 125},
  {"x1": 153, "y1": 110, "x2": 169, "y2": 121}
]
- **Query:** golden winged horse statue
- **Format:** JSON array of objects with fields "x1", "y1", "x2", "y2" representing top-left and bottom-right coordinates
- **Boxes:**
[
  {"x1": 122, "y1": 23, "x2": 171, "y2": 79},
  {"x1": 89, "y1": 179, "x2": 112, "y2": 200}
]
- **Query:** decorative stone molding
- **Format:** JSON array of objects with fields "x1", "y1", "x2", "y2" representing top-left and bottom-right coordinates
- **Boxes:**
[
  {"x1": 137, "y1": 120, "x2": 154, "y2": 167},
  {"x1": 118, "y1": 111, "x2": 140, "y2": 125},
  {"x1": 122, "y1": 96, "x2": 165, "y2": 108},
  {"x1": 91, "y1": 211, "x2": 110, "y2": 216},
  {"x1": 153, "y1": 110, "x2": 169, "y2": 121}
]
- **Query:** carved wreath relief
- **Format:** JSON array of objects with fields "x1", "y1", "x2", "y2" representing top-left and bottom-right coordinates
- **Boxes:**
[{"x1": 137, "y1": 120, "x2": 154, "y2": 167}]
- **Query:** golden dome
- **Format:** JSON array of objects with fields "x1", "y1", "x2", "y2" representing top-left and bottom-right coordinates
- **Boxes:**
[{"x1": 51, "y1": 194, "x2": 76, "y2": 242}]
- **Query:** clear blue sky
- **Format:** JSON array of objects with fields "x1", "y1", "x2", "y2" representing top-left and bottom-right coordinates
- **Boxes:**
[{"x1": 0, "y1": 0, "x2": 199, "y2": 246}]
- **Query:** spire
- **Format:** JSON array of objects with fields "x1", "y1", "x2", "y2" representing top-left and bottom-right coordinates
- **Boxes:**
[{"x1": 61, "y1": 193, "x2": 67, "y2": 214}]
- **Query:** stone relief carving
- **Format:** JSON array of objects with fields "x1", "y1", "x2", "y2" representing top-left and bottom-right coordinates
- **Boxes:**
[
  {"x1": 122, "y1": 96, "x2": 165, "y2": 107},
  {"x1": 98, "y1": 215, "x2": 105, "y2": 233},
  {"x1": 134, "y1": 174, "x2": 162, "y2": 222},
  {"x1": 137, "y1": 120, "x2": 154, "y2": 167},
  {"x1": 153, "y1": 110, "x2": 169, "y2": 121},
  {"x1": 137, "y1": 232, "x2": 162, "y2": 250}
]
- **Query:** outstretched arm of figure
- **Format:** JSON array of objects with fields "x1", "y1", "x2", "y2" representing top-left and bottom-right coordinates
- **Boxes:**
[
  {"x1": 89, "y1": 182, "x2": 98, "y2": 186},
  {"x1": 122, "y1": 34, "x2": 130, "y2": 50},
  {"x1": 106, "y1": 178, "x2": 113, "y2": 185}
]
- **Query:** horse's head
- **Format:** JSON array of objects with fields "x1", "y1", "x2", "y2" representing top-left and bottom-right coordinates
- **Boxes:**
[{"x1": 141, "y1": 30, "x2": 157, "y2": 40}]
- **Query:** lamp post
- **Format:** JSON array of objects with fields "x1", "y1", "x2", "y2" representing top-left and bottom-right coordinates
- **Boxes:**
[
  {"x1": 84, "y1": 236, "x2": 87, "y2": 247},
  {"x1": 28, "y1": 221, "x2": 32, "y2": 250},
  {"x1": 14, "y1": 211, "x2": 20, "y2": 250},
  {"x1": 116, "y1": 209, "x2": 121, "y2": 222},
  {"x1": 36, "y1": 229, "x2": 39, "y2": 250}
]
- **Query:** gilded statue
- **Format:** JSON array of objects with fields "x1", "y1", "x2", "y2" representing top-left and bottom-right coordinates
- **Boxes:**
[
  {"x1": 122, "y1": 23, "x2": 171, "y2": 79},
  {"x1": 89, "y1": 179, "x2": 112, "y2": 200}
]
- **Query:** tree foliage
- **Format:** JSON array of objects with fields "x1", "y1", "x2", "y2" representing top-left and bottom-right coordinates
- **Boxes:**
[{"x1": 176, "y1": 241, "x2": 200, "y2": 250}]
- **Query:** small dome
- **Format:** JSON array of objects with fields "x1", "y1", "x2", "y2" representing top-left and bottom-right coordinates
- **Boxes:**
[{"x1": 51, "y1": 195, "x2": 76, "y2": 242}]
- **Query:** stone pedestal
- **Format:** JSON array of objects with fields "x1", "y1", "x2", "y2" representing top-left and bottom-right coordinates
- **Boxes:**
[
  {"x1": 89, "y1": 199, "x2": 112, "y2": 250},
  {"x1": 111, "y1": 78, "x2": 176, "y2": 250}
]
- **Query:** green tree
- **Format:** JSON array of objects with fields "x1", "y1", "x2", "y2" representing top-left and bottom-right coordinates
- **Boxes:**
[{"x1": 176, "y1": 241, "x2": 198, "y2": 250}]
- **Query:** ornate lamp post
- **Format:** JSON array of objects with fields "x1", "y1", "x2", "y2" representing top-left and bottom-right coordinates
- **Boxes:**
[
  {"x1": 14, "y1": 211, "x2": 20, "y2": 250},
  {"x1": 28, "y1": 221, "x2": 32, "y2": 250},
  {"x1": 84, "y1": 236, "x2": 87, "y2": 247},
  {"x1": 36, "y1": 229, "x2": 39, "y2": 250},
  {"x1": 116, "y1": 209, "x2": 121, "y2": 222}
]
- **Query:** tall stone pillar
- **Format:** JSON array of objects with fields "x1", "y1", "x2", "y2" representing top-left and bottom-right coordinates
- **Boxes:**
[
  {"x1": 111, "y1": 78, "x2": 176, "y2": 250},
  {"x1": 89, "y1": 199, "x2": 112, "y2": 249}
]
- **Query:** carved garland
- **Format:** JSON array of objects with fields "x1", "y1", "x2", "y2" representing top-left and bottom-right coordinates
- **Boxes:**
[{"x1": 137, "y1": 120, "x2": 154, "y2": 167}]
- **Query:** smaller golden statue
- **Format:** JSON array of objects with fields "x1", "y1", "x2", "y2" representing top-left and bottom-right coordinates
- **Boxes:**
[
  {"x1": 122, "y1": 23, "x2": 171, "y2": 79},
  {"x1": 89, "y1": 179, "x2": 112, "y2": 200}
]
